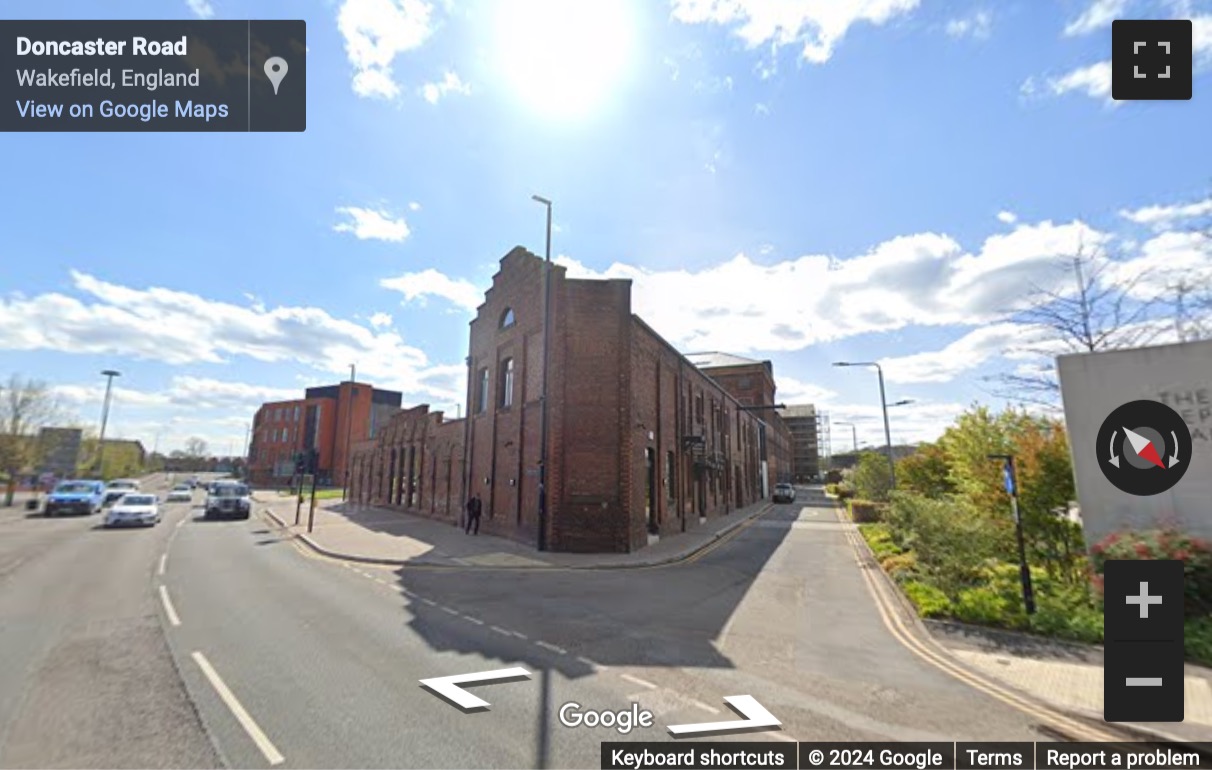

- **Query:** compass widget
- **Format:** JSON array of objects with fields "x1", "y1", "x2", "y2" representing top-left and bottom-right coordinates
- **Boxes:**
[{"x1": 1096, "y1": 399, "x2": 1192, "y2": 496}]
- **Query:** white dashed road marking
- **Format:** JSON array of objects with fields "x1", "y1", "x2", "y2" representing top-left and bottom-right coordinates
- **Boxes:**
[
  {"x1": 158, "y1": 553, "x2": 167, "y2": 576},
  {"x1": 191, "y1": 652, "x2": 285, "y2": 766},
  {"x1": 490, "y1": 625, "x2": 513, "y2": 636},
  {"x1": 462, "y1": 615, "x2": 484, "y2": 625},
  {"x1": 535, "y1": 640, "x2": 567, "y2": 654},
  {"x1": 619, "y1": 674, "x2": 658, "y2": 690},
  {"x1": 159, "y1": 585, "x2": 181, "y2": 627}
]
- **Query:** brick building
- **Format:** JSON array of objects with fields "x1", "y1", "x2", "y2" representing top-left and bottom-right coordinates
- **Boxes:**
[
  {"x1": 349, "y1": 246, "x2": 794, "y2": 553},
  {"x1": 248, "y1": 382, "x2": 402, "y2": 486}
]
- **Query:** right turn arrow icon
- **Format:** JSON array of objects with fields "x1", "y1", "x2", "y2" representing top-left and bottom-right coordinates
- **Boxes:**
[{"x1": 667, "y1": 695, "x2": 781, "y2": 736}]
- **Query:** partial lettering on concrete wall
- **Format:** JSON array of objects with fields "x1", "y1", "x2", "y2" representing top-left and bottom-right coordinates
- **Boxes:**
[{"x1": 1059, "y1": 339, "x2": 1212, "y2": 548}]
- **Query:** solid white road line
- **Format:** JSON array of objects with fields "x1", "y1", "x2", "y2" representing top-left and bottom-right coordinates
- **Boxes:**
[
  {"x1": 159, "y1": 585, "x2": 181, "y2": 627},
  {"x1": 158, "y1": 553, "x2": 167, "y2": 576},
  {"x1": 191, "y1": 652, "x2": 285, "y2": 766}
]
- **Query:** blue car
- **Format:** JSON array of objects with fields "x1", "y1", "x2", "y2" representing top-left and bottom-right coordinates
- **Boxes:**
[{"x1": 44, "y1": 480, "x2": 106, "y2": 516}]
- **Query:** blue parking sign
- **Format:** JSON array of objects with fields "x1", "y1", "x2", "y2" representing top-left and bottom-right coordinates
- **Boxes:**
[{"x1": 1003, "y1": 463, "x2": 1016, "y2": 496}]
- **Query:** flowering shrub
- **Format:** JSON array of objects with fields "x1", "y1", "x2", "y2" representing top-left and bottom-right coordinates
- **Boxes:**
[{"x1": 1089, "y1": 529, "x2": 1212, "y2": 618}]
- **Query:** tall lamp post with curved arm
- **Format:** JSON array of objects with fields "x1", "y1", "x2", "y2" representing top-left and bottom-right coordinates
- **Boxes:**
[{"x1": 833, "y1": 362, "x2": 896, "y2": 489}]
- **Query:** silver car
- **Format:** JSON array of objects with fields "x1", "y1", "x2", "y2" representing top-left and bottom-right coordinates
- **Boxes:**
[
  {"x1": 104, "y1": 493, "x2": 161, "y2": 527},
  {"x1": 166, "y1": 484, "x2": 193, "y2": 503}
]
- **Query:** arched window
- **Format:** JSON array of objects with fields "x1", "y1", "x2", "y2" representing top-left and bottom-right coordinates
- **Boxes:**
[
  {"x1": 500, "y1": 307, "x2": 516, "y2": 328},
  {"x1": 500, "y1": 358, "x2": 515, "y2": 408}
]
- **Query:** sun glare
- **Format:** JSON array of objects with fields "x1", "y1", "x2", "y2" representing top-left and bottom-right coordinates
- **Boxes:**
[{"x1": 495, "y1": 0, "x2": 636, "y2": 120}]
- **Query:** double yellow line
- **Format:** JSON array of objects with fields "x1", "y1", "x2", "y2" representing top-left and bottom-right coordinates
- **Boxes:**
[{"x1": 833, "y1": 505, "x2": 1120, "y2": 742}]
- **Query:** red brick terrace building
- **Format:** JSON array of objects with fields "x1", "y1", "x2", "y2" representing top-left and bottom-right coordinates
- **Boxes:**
[
  {"x1": 248, "y1": 383, "x2": 402, "y2": 486},
  {"x1": 348, "y1": 247, "x2": 793, "y2": 553}
]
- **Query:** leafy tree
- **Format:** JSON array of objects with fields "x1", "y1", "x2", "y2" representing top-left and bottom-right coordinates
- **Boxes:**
[
  {"x1": 850, "y1": 450, "x2": 893, "y2": 502},
  {"x1": 0, "y1": 375, "x2": 66, "y2": 505},
  {"x1": 1012, "y1": 420, "x2": 1085, "y2": 584},
  {"x1": 937, "y1": 405, "x2": 1014, "y2": 515},
  {"x1": 896, "y1": 443, "x2": 954, "y2": 499}
]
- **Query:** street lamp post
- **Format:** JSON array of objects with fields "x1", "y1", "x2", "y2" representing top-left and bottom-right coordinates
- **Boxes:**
[
  {"x1": 343, "y1": 364, "x2": 356, "y2": 501},
  {"x1": 532, "y1": 194, "x2": 553, "y2": 552},
  {"x1": 95, "y1": 370, "x2": 121, "y2": 479},
  {"x1": 833, "y1": 421, "x2": 858, "y2": 453},
  {"x1": 989, "y1": 454, "x2": 1035, "y2": 615},
  {"x1": 833, "y1": 362, "x2": 896, "y2": 489}
]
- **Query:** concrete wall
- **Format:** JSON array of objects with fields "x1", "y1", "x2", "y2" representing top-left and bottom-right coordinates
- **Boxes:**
[{"x1": 1058, "y1": 339, "x2": 1212, "y2": 548}]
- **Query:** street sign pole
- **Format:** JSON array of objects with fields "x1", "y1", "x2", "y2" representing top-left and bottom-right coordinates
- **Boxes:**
[
  {"x1": 994, "y1": 454, "x2": 1035, "y2": 615},
  {"x1": 307, "y1": 459, "x2": 318, "y2": 533}
]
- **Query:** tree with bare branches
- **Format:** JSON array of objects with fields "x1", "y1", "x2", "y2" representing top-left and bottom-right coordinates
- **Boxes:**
[
  {"x1": 0, "y1": 375, "x2": 66, "y2": 506},
  {"x1": 988, "y1": 244, "x2": 1166, "y2": 405}
]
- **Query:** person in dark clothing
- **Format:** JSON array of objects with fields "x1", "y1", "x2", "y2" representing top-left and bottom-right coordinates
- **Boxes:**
[{"x1": 465, "y1": 494, "x2": 482, "y2": 535}]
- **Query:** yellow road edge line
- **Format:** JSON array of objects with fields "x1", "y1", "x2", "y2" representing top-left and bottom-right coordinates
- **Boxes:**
[{"x1": 838, "y1": 508, "x2": 1116, "y2": 742}]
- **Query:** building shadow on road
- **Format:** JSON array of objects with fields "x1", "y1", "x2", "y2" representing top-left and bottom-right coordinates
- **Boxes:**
[{"x1": 382, "y1": 490, "x2": 821, "y2": 680}]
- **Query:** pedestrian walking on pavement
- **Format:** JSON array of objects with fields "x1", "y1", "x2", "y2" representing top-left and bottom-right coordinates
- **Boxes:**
[{"x1": 465, "y1": 493, "x2": 482, "y2": 535}]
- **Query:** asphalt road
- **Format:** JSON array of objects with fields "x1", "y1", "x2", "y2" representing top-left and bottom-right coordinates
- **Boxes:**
[{"x1": 0, "y1": 482, "x2": 1065, "y2": 769}]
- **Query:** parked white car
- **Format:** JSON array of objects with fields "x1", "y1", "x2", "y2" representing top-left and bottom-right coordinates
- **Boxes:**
[
  {"x1": 104, "y1": 493, "x2": 161, "y2": 527},
  {"x1": 166, "y1": 484, "x2": 193, "y2": 503}
]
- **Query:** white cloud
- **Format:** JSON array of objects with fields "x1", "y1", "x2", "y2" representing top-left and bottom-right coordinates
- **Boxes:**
[
  {"x1": 997, "y1": 210, "x2": 1017, "y2": 224},
  {"x1": 1106, "y1": 229, "x2": 1212, "y2": 297},
  {"x1": 1040, "y1": 60, "x2": 1114, "y2": 102},
  {"x1": 670, "y1": 0, "x2": 921, "y2": 65},
  {"x1": 186, "y1": 0, "x2": 215, "y2": 18},
  {"x1": 823, "y1": 400, "x2": 969, "y2": 447},
  {"x1": 945, "y1": 9, "x2": 992, "y2": 39},
  {"x1": 1120, "y1": 197, "x2": 1212, "y2": 231},
  {"x1": 1064, "y1": 0, "x2": 1131, "y2": 36},
  {"x1": 380, "y1": 269, "x2": 482, "y2": 311},
  {"x1": 0, "y1": 272, "x2": 460, "y2": 404},
  {"x1": 408, "y1": 201, "x2": 422, "y2": 211},
  {"x1": 338, "y1": 0, "x2": 435, "y2": 99},
  {"x1": 368, "y1": 312, "x2": 394, "y2": 328},
  {"x1": 333, "y1": 206, "x2": 411, "y2": 242},
  {"x1": 541, "y1": 219, "x2": 1104, "y2": 355},
  {"x1": 420, "y1": 71, "x2": 471, "y2": 104},
  {"x1": 776, "y1": 376, "x2": 836, "y2": 405},
  {"x1": 875, "y1": 323, "x2": 1051, "y2": 384}
]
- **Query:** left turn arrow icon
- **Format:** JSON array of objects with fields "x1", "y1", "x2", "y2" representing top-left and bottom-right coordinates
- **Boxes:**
[{"x1": 420, "y1": 667, "x2": 532, "y2": 712}]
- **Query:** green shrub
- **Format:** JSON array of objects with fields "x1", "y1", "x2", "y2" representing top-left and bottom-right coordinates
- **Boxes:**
[
  {"x1": 881, "y1": 551, "x2": 918, "y2": 582},
  {"x1": 824, "y1": 483, "x2": 839, "y2": 496},
  {"x1": 954, "y1": 586, "x2": 1025, "y2": 627},
  {"x1": 849, "y1": 499, "x2": 883, "y2": 523},
  {"x1": 885, "y1": 494, "x2": 1012, "y2": 597},
  {"x1": 859, "y1": 523, "x2": 902, "y2": 560},
  {"x1": 1025, "y1": 582, "x2": 1104, "y2": 643},
  {"x1": 1090, "y1": 529, "x2": 1212, "y2": 617},
  {"x1": 836, "y1": 485, "x2": 856, "y2": 501},
  {"x1": 1185, "y1": 616, "x2": 1212, "y2": 666},
  {"x1": 902, "y1": 581, "x2": 951, "y2": 618},
  {"x1": 851, "y1": 452, "x2": 893, "y2": 502}
]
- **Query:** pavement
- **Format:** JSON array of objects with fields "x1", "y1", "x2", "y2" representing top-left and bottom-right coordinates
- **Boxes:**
[{"x1": 253, "y1": 490, "x2": 778, "y2": 569}]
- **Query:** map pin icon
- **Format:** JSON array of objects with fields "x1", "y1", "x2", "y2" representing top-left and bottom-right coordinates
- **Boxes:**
[{"x1": 264, "y1": 56, "x2": 288, "y2": 95}]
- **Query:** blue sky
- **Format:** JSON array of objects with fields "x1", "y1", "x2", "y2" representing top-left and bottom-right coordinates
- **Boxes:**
[{"x1": 2, "y1": 0, "x2": 1211, "y2": 455}]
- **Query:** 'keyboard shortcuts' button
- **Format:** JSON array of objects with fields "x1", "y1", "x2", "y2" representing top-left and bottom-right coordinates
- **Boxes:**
[
  {"x1": 1103, "y1": 559, "x2": 1184, "y2": 642},
  {"x1": 1104, "y1": 640, "x2": 1185, "y2": 722},
  {"x1": 1111, "y1": 19, "x2": 1193, "y2": 100}
]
